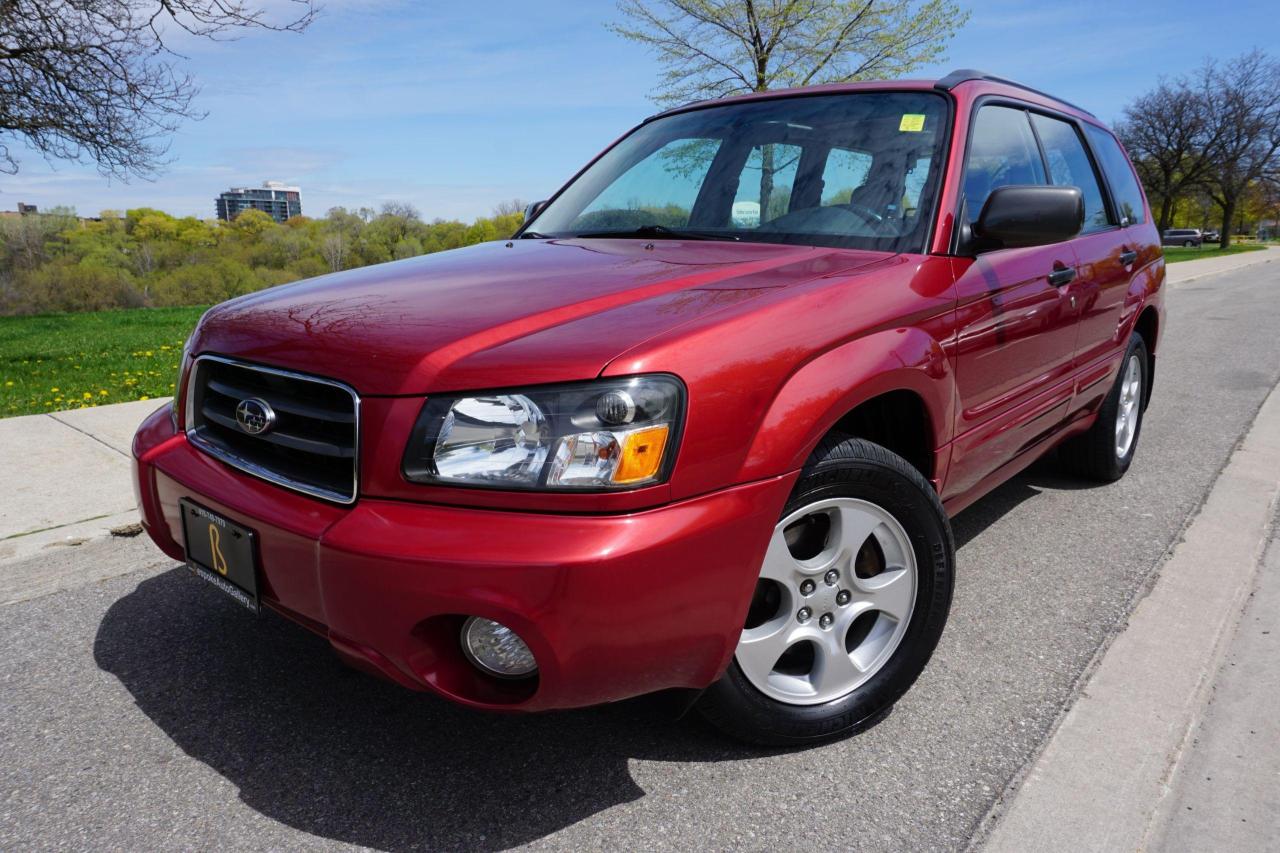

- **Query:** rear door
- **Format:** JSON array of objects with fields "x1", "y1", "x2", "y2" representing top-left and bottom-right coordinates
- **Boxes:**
[
  {"x1": 945, "y1": 103, "x2": 1082, "y2": 500},
  {"x1": 1027, "y1": 112, "x2": 1132, "y2": 415},
  {"x1": 1080, "y1": 123, "x2": 1162, "y2": 404}
]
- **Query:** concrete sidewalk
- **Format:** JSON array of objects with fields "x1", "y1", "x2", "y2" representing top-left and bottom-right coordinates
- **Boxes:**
[
  {"x1": 1166, "y1": 244, "x2": 1280, "y2": 285},
  {"x1": 0, "y1": 398, "x2": 169, "y2": 565},
  {"x1": 979, "y1": 369, "x2": 1280, "y2": 851},
  {"x1": 1149, "y1": 526, "x2": 1280, "y2": 850}
]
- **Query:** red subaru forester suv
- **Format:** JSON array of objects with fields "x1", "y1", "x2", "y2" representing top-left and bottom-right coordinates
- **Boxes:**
[{"x1": 133, "y1": 70, "x2": 1164, "y2": 744}]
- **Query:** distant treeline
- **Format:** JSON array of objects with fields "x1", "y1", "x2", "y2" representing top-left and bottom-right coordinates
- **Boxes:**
[{"x1": 0, "y1": 202, "x2": 525, "y2": 316}]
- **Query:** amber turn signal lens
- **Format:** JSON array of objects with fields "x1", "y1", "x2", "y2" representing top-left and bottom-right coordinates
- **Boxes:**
[{"x1": 612, "y1": 425, "x2": 670, "y2": 484}]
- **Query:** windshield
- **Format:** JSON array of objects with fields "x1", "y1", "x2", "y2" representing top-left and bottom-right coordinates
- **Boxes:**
[{"x1": 527, "y1": 91, "x2": 949, "y2": 253}]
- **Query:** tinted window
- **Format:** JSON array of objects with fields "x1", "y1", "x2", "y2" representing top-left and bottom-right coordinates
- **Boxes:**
[
  {"x1": 1084, "y1": 124, "x2": 1147, "y2": 225},
  {"x1": 964, "y1": 106, "x2": 1046, "y2": 222},
  {"x1": 1030, "y1": 114, "x2": 1109, "y2": 232},
  {"x1": 529, "y1": 92, "x2": 949, "y2": 253}
]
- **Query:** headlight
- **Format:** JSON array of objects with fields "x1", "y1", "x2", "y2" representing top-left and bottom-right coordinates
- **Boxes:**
[{"x1": 402, "y1": 376, "x2": 684, "y2": 490}]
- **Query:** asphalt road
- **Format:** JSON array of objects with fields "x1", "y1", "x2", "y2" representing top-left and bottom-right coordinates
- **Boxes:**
[{"x1": 3, "y1": 261, "x2": 1280, "y2": 852}]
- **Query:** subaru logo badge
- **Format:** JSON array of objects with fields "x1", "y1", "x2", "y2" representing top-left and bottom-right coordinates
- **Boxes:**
[{"x1": 235, "y1": 398, "x2": 276, "y2": 436}]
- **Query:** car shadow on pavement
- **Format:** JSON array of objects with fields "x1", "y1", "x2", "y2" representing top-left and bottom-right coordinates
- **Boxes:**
[
  {"x1": 93, "y1": 568, "x2": 827, "y2": 850},
  {"x1": 951, "y1": 451, "x2": 1107, "y2": 549}
]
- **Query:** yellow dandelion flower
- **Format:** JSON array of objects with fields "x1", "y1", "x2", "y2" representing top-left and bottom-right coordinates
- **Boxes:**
[
  {"x1": 99, "y1": 390, "x2": 109, "y2": 396},
  {"x1": 139, "y1": 395, "x2": 150, "y2": 401},
  {"x1": 50, "y1": 387, "x2": 59, "y2": 392},
  {"x1": 82, "y1": 392, "x2": 92, "y2": 399}
]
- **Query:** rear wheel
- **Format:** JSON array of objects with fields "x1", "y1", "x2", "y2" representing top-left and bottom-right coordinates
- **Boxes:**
[
  {"x1": 1061, "y1": 333, "x2": 1148, "y2": 481},
  {"x1": 696, "y1": 437, "x2": 954, "y2": 745}
]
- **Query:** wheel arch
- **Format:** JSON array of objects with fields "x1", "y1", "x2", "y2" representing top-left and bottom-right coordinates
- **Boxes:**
[
  {"x1": 1133, "y1": 304, "x2": 1159, "y2": 408},
  {"x1": 737, "y1": 327, "x2": 953, "y2": 486},
  {"x1": 1134, "y1": 304, "x2": 1159, "y2": 355}
]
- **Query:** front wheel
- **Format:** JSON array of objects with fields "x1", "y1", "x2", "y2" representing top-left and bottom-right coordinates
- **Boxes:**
[
  {"x1": 1184, "y1": 240, "x2": 1195, "y2": 247},
  {"x1": 695, "y1": 437, "x2": 954, "y2": 745}
]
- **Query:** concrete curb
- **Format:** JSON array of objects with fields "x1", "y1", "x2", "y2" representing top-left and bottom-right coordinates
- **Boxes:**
[
  {"x1": 1, "y1": 398, "x2": 167, "y2": 566},
  {"x1": 975, "y1": 379, "x2": 1280, "y2": 851}
]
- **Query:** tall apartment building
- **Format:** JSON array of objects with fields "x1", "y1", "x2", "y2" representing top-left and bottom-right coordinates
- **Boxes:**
[{"x1": 215, "y1": 181, "x2": 302, "y2": 223}]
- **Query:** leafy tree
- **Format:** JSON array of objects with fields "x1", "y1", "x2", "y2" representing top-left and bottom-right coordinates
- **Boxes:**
[
  {"x1": 1115, "y1": 77, "x2": 1222, "y2": 233},
  {"x1": 0, "y1": 200, "x2": 529, "y2": 315},
  {"x1": 610, "y1": 0, "x2": 967, "y2": 106},
  {"x1": 609, "y1": 0, "x2": 966, "y2": 216},
  {"x1": 229, "y1": 208, "x2": 275, "y2": 239},
  {"x1": 1199, "y1": 51, "x2": 1280, "y2": 247},
  {"x1": 1118, "y1": 50, "x2": 1280, "y2": 246},
  {"x1": 0, "y1": 1, "x2": 315, "y2": 179}
]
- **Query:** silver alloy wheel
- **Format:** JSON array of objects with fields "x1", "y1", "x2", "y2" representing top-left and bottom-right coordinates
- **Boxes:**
[
  {"x1": 1114, "y1": 353, "x2": 1142, "y2": 459},
  {"x1": 736, "y1": 498, "x2": 917, "y2": 706}
]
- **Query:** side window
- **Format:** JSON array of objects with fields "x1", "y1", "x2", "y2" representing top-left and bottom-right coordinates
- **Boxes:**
[
  {"x1": 1030, "y1": 114, "x2": 1110, "y2": 232},
  {"x1": 572, "y1": 137, "x2": 720, "y2": 231},
  {"x1": 964, "y1": 106, "x2": 1046, "y2": 222},
  {"x1": 732, "y1": 143, "x2": 803, "y2": 227},
  {"x1": 820, "y1": 147, "x2": 873, "y2": 206},
  {"x1": 1084, "y1": 124, "x2": 1147, "y2": 225}
]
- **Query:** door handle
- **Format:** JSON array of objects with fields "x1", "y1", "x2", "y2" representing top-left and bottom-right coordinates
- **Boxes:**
[
  {"x1": 1048, "y1": 266, "x2": 1076, "y2": 287},
  {"x1": 1119, "y1": 249, "x2": 1138, "y2": 266}
]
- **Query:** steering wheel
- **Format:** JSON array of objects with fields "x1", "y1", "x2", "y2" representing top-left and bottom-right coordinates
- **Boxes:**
[
  {"x1": 841, "y1": 203, "x2": 885, "y2": 225},
  {"x1": 759, "y1": 204, "x2": 891, "y2": 237}
]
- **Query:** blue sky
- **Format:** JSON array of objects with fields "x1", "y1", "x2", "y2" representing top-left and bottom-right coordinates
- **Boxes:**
[{"x1": 4, "y1": 0, "x2": 1275, "y2": 220}]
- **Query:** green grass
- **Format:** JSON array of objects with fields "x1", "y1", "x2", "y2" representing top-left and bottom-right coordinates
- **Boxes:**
[
  {"x1": 1162, "y1": 242, "x2": 1268, "y2": 264},
  {"x1": 0, "y1": 306, "x2": 206, "y2": 418}
]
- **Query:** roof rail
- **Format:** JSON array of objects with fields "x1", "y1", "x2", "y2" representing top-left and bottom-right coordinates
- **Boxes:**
[{"x1": 933, "y1": 68, "x2": 1095, "y2": 118}]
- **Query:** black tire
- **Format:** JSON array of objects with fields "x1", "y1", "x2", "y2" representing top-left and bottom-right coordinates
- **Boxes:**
[
  {"x1": 1184, "y1": 240, "x2": 1195, "y2": 247},
  {"x1": 1060, "y1": 333, "x2": 1149, "y2": 482},
  {"x1": 695, "y1": 436, "x2": 954, "y2": 746}
]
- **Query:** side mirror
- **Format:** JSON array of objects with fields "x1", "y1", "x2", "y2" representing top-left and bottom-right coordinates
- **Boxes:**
[
  {"x1": 523, "y1": 200, "x2": 548, "y2": 222},
  {"x1": 973, "y1": 185, "x2": 1083, "y2": 250}
]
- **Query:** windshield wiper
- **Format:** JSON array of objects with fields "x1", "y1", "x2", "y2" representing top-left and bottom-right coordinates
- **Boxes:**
[
  {"x1": 517, "y1": 231, "x2": 551, "y2": 239},
  {"x1": 571, "y1": 224, "x2": 739, "y2": 242}
]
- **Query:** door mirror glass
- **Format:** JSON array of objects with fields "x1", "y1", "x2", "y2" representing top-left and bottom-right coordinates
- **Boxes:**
[{"x1": 973, "y1": 185, "x2": 1083, "y2": 251}]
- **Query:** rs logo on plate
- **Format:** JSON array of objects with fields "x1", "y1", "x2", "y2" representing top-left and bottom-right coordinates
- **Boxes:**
[{"x1": 208, "y1": 523, "x2": 229, "y2": 576}]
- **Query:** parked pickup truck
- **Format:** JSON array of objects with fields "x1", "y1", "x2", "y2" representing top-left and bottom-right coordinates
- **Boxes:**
[{"x1": 133, "y1": 69, "x2": 1165, "y2": 745}]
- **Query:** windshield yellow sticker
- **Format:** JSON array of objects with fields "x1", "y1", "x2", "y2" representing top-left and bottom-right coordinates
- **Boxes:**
[{"x1": 899, "y1": 114, "x2": 926, "y2": 132}]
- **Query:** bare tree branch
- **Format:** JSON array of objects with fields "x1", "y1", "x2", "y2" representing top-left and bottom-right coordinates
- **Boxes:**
[{"x1": 0, "y1": 0, "x2": 317, "y2": 179}]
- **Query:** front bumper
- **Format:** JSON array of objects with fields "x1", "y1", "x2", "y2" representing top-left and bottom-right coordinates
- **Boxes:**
[{"x1": 133, "y1": 406, "x2": 796, "y2": 711}]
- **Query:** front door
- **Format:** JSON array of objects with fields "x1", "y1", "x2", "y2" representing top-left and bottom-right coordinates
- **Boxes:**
[{"x1": 944, "y1": 104, "x2": 1082, "y2": 500}]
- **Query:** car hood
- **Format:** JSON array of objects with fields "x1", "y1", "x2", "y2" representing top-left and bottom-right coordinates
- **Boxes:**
[{"x1": 192, "y1": 238, "x2": 893, "y2": 395}]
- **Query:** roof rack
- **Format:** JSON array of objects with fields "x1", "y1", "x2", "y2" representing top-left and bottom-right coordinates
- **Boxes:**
[{"x1": 933, "y1": 68, "x2": 1095, "y2": 117}]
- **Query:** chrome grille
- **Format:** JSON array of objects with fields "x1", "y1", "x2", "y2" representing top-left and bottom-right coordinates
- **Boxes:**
[{"x1": 186, "y1": 356, "x2": 360, "y2": 504}]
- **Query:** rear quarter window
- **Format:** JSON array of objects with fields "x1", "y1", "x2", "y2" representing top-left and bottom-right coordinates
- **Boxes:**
[{"x1": 1084, "y1": 125, "x2": 1147, "y2": 226}]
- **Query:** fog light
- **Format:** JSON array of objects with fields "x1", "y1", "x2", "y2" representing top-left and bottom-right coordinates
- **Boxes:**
[{"x1": 461, "y1": 617, "x2": 537, "y2": 678}]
